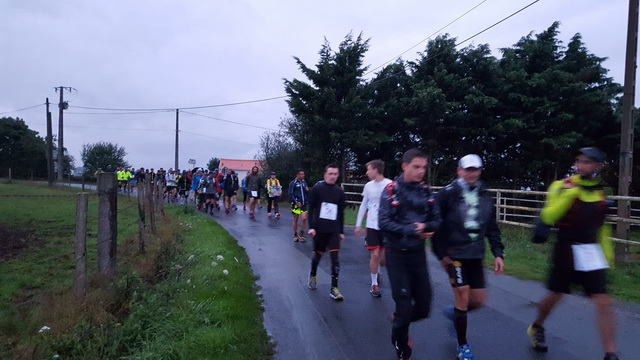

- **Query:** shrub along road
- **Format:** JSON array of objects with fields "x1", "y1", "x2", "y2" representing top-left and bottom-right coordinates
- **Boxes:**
[{"x1": 212, "y1": 206, "x2": 639, "y2": 360}]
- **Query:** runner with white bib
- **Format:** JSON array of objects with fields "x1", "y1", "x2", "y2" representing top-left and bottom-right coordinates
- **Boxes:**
[
  {"x1": 527, "y1": 147, "x2": 620, "y2": 360},
  {"x1": 307, "y1": 164, "x2": 346, "y2": 301}
]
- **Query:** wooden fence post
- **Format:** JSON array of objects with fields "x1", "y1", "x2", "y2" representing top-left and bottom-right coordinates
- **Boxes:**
[
  {"x1": 74, "y1": 192, "x2": 88, "y2": 299},
  {"x1": 147, "y1": 179, "x2": 157, "y2": 235},
  {"x1": 97, "y1": 173, "x2": 117, "y2": 279},
  {"x1": 137, "y1": 179, "x2": 146, "y2": 254}
]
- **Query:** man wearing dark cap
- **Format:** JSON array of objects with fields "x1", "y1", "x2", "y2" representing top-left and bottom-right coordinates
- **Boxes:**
[
  {"x1": 432, "y1": 154, "x2": 505, "y2": 360},
  {"x1": 527, "y1": 147, "x2": 620, "y2": 360}
]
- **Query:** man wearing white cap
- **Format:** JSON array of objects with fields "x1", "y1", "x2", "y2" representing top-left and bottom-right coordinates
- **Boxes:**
[{"x1": 432, "y1": 154, "x2": 505, "y2": 360}]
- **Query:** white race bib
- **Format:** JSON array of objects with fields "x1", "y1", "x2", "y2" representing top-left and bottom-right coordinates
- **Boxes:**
[
  {"x1": 319, "y1": 202, "x2": 338, "y2": 220},
  {"x1": 572, "y1": 244, "x2": 609, "y2": 272},
  {"x1": 251, "y1": 191, "x2": 258, "y2": 197}
]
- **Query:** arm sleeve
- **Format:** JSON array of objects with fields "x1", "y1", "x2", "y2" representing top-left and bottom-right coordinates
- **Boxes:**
[
  {"x1": 308, "y1": 187, "x2": 318, "y2": 230},
  {"x1": 378, "y1": 185, "x2": 416, "y2": 236},
  {"x1": 540, "y1": 181, "x2": 580, "y2": 225},
  {"x1": 288, "y1": 181, "x2": 295, "y2": 203},
  {"x1": 355, "y1": 185, "x2": 369, "y2": 227},
  {"x1": 339, "y1": 190, "x2": 346, "y2": 234},
  {"x1": 431, "y1": 190, "x2": 447, "y2": 259}
]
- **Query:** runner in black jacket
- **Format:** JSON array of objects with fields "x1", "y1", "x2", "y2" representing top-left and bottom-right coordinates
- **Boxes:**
[
  {"x1": 432, "y1": 154, "x2": 505, "y2": 360},
  {"x1": 307, "y1": 164, "x2": 346, "y2": 301},
  {"x1": 379, "y1": 148, "x2": 441, "y2": 360}
]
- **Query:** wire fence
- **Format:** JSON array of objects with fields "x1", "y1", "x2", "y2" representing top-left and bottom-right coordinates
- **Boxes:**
[{"x1": 342, "y1": 182, "x2": 640, "y2": 247}]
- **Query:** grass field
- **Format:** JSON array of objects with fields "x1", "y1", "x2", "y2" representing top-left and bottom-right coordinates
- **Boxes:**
[{"x1": 0, "y1": 181, "x2": 272, "y2": 360}]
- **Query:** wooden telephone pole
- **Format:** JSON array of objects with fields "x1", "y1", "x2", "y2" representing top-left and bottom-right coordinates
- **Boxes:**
[{"x1": 616, "y1": 0, "x2": 639, "y2": 262}]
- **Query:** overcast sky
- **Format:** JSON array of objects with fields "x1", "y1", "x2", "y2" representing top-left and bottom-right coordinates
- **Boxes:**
[{"x1": 0, "y1": 0, "x2": 633, "y2": 171}]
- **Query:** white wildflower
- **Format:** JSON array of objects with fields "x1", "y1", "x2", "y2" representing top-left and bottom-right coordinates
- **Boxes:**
[
  {"x1": 38, "y1": 326, "x2": 51, "y2": 333},
  {"x1": 211, "y1": 261, "x2": 218, "y2": 267},
  {"x1": 187, "y1": 255, "x2": 195, "y2": 262},
  {"x1": 216, "y1": 255, "x2": 224, "y2": 261},
  {"x1": 186, "y1": 279, "x2": 191, "y2": 284},
  {"x1": 223, "y1": 269, "x2": 229, "y2": 275}
]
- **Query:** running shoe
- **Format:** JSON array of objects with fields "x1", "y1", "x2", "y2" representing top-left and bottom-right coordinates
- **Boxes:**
[
  {"x1": 370, "y1": 284, "x2": 381, "y2": 297},
  {"x1": 330, "y1": 287, "x2": 344, "y2": 301},
  {"x1": 308, "y1": 275, "x2": 317, "y2": 290},
  {"x1": 604, "y1": 354, "x2": 620, "y2": 360},
  {"x1": 275, "y1": 212, "x2": 280, "y2": 219},
  {"x1": 527, "y1": 324, "x2": 549, "y2": 352},
  {"x1": 394, "y1": 342, "x2": 412, "y2": 360},
  {"x1": 442, "y1": 305, "x2": 456, "y2": 338},
  {"x1": 249, "y1": 213, "x2": 255, "y2": 219},
  {"x1": 299, "y1": 233, "x2": 306, "y2": 242},
  {"x1": 225, "y1": 208, "x2": 230, "y2": 214},
  {"x1": 456, "y1": 344, "x2": 475, "y2": 360},
  {"x1": 268, "y1": 213, "x2": 272, "y2": 218},
  {"x1": 293, "y1": 233, "x2": 300, "y2": 242}
]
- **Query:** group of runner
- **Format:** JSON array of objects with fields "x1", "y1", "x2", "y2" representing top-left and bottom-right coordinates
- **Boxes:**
[{"x1": 294, "y1": 148, "x2": 619, "y2": 360}]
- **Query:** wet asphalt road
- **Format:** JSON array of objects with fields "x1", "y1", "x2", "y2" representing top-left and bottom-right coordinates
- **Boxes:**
[{"x1": 208, "y1": 205, "x2": 639, "y2": 360}]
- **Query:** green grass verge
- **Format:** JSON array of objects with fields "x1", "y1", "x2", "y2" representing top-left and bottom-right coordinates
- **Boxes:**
[{"x1": 0, "y1": 181, "x2": 272, "y2": 359}]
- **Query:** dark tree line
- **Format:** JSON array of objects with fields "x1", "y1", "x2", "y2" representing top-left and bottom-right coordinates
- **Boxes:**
[
  {"x1": 267, "y1": 23, "x2": 633, "y2": 193},
  {"x1": 0, "y1": 117, "x2": 73, "y2": 179}
]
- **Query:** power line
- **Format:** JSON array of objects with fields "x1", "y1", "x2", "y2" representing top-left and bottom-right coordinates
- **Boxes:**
[
  {"x1": 456, "y1": 0, "x2": 541, "y2": 46},
  {"x1": 180, "y1": 110, "x2": 278, "y2": 131},
  {"x1": 369, "y1": 0, "x2": 541, "y2": 87},
  {"x1": 70, "y1": 95, "x2": 287, "y2": 112},
  {"x1": 66, "y1": 110, "x2": 172, "y2": 116},
  {"x1": 366, "y1": 0, "x2": 488, "y2": 76},
  {"x1": 180, "y1": 130, "x2": 257, "y2": 146},
  {"x1": 0, "y1": 103, "x2": 44, "y2": 115}
]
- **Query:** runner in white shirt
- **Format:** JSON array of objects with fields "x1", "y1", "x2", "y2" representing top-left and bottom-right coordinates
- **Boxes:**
[{"x1": 355, "y1": 160, "x2": 392, "y2": 297}]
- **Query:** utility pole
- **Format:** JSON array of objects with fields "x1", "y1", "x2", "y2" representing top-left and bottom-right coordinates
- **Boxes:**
[
  {"x1": 175, "y1": 109, "x2": 179, "y2": 170},
  {"x1": 616, "y1": 0, "x2": 639, "y2": 262},
  {"x1": 55, "y1": 86, "x2": 73, "y2": 181},
  {"x1": 45, "y1": 98, "x2": 54, "y2": 186}
]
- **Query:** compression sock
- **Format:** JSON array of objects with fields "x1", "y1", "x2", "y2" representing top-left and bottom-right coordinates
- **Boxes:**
[
  {"x1": 310, "y1": 252, "x2": 322, "y2": 277},
  {"x1": 454, "y1": 308, "x2": 468, "y2": 345},
  {"x1": 330, "y1": 251, "x2": 340, "y2": 288}
]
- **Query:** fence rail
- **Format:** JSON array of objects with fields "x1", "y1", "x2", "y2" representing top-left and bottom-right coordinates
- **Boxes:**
[{"x1": 341, "y1": 182, "x2": 640, "y2": 246}]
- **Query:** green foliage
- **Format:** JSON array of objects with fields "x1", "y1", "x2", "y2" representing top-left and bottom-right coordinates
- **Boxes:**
[
  {"x1": 284, "y1": 32, "x2": 372, "y2": 181},
  {"x1": 0, "y1": 182, "x2": 272, "y2": 359},
  {"x1": 81, "y1": 141, "x2": 130, "y2": 174},
  {"x1": 284, "y1": 23, "x2": 623, "y2": 190},
  {"x1": 0, "y1": 117, "x2": 48, "y2": 178},
  {"x1": 258, "y1": 124, "x2": 306, "y2": 190},
  {"x1": 207, "y1": 157, "x2": 220, "y2": 172}
]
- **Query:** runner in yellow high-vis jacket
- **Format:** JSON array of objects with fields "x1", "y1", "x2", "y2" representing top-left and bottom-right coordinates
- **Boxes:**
[{"x1": 527, "y1": 147, "x2": 620, "y2": 360}]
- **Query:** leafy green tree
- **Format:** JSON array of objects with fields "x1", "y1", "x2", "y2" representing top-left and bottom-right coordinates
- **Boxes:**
[
  {"x1": 0, "y1": 117, "x2": 47, "y2": 178},
  {"x1": 409, "y1": 35, "x2": 501, "y2": 185},
  {"x1": 259, "y1": 123, "x2": 306, "y2": 188},
  {"x1": 207, "y1": 157, "x2": 220, "y2": 171},
  {"x1": 284, "y1": 32, "x2": 373, "y2": 181},
  {"x1": 81, "y1": 142, "x2": 129, "y2": 174},
  {"x1": 496, "y1": 22, "x2": 621, "y2": 189}
]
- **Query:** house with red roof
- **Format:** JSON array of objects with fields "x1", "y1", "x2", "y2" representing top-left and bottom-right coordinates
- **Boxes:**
[{"x1": 218, "y1": 159, "x2": 263, "y2": 182}]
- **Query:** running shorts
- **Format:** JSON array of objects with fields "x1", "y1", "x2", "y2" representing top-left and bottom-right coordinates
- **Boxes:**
[
  {"x1": 446, "y1": 258, "x2": 485, "y2": 289},
  {"x1": 547, "y1": 242, "x2": 607, "y2": 295},
  {"x1": 291, "y1": 203, "x2": 308, "y2": 214},
  {"x1": 365, "y1": 228, "x2": 384, "y2": 250},
  {"x1": 313, "y1": 232, "x2": 341, "y2": 253},
  {"x1": 205, "y1": 193, "x2": 217, "y2": 200}
]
